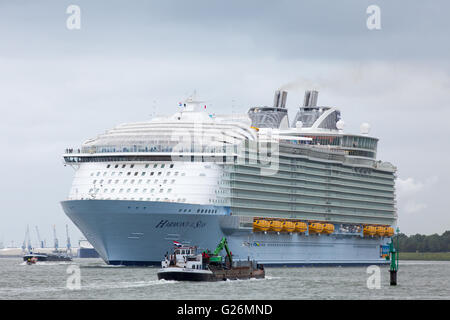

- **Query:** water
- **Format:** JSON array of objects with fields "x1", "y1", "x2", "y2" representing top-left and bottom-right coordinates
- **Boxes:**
[{"x1": 1, "y1": 258, "x2": 449, "y2": 299}]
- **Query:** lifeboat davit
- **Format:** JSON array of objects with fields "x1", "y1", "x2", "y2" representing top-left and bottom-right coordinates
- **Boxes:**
[
  {"x1": 295, "y1": 222, "x2": 307, "y2": 233},
  {"x1": 281, "y1": 221, "x2": 295, "y2": 233},
  {"x1": 253, "y1": 219, "x2": 270, "y2": 232},
  {"x1": 376, "y1": 226, "x2": 386, "y2": 237},
  {"x1": 384, "y1": 227, "x2": 395, "y2": 237},
  {"x1": 322, "y1": 223, "x2": 335, "y2": 234},
  {"x1": 308, "y1": 223, "x2": 324, "y2": 234},
  {"x1": 363, "y1": 226, "x2": 376, "y2": 236},
  {"x1": 269, "y1": 220, "x2": 283, "y2": 232}
]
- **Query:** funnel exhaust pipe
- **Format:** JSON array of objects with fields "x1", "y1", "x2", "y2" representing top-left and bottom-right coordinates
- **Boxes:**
[{"x1": 273, "y1": 90, "x2": 288, "y2": 108}]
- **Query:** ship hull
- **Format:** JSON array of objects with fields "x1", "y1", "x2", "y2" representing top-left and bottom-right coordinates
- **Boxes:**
[{"x1": 61, "y1": 200, "x2": 390, "y2": 266}]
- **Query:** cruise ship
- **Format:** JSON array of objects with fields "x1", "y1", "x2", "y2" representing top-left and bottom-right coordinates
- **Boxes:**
[{"x1": 61, "y1": 90, "x2": 397, "y2": 266}]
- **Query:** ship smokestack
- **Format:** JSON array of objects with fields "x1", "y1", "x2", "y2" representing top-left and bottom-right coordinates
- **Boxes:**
[
  {"x1": 303, "y1": 90, "x2": 318, "y2": 107},
  {"x1": 273, "y1": 90, "x2": 288, "y2": 108}
]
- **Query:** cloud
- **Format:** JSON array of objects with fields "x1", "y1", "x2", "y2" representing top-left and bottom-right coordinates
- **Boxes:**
[{"x1": 396, "y1": 176, "x2": 438, "y2": 215}]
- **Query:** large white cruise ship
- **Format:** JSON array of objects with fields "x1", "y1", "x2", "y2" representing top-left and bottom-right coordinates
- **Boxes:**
[{"x1": 61, "y1": 90, "x2": 397, "y2": 266}]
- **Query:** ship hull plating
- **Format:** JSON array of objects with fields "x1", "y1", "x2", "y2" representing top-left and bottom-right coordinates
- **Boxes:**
[{"x1": 61, "y1": 200, "x2": 390, "y2": 266}]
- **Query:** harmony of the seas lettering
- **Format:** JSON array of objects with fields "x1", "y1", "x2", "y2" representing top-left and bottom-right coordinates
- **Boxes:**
[{"x1": 155, "y1": 219, "x2": 206, "y2": 229}]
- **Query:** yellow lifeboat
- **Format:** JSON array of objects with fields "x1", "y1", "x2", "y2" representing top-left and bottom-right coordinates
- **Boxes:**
[
  {"x1": 375, "y1": 226, "x2": 385, "y2": 237},
  {"x1": 308, "y1": 222, "x2": 324, "y2": 234},
  {"x1": 384, "y1": 227, "x2": 395, "y2": 237},
  {"x1": 253, "y1": 219, "x2": 270, "y2": 232},
  {"x1": 363, "y1": 225, "x2": 376, "y2": 236},
  {"x1": 269, "y1": 220, "x2": 283, "y2": 232},
  {"x1": 322, "y1": 223, "x2": 335, "y2": 234},
  {"x1": 281, "y1": 221, "x2": 295, "y2": 233},
  {"x1": 295, "y1": 222, "x2": 308, "y2": 233}
]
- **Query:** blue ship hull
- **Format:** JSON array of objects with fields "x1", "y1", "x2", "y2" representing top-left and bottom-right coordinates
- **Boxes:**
[{"x1": 61, "y1": 200, "x2": 390, "y2": 266}]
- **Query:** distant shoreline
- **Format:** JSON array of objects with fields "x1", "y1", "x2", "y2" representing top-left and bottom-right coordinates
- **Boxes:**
[{"x1": 399, "y1": 252, "x2": 450, "y2": 261}]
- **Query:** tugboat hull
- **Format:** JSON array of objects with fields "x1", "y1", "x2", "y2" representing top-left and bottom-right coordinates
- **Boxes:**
[{"x1": 157, "y1": 265, "x2": 265, "y2": 282}]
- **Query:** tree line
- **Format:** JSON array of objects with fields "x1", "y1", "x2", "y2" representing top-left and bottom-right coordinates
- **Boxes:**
[{"x1": 395, "y1": 231, "x2": 450, "y2": 252}]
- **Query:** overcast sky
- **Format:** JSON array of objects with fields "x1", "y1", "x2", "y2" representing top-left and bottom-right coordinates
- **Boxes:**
[{"x1": 0, "y1": 0, "x2": 449, "y2": 247}]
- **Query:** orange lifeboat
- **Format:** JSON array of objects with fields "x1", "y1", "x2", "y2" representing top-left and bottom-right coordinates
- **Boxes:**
[
  {"x1": 281, "y1": 221, "x2": 295, "y2": 233},
  {"x1": 363, "y1": 225, "x2": 376, "y2": 236},
  {"x1": 384, "y1": 227, "x2": 395, "y2": 237},
  {"x1": 375, "y1": 226, "x2": 385, "y2": 237},
  {"x1": 308, "y1": 223, "x2": 324, "y2": 234},
  {"x1": 295, "y1": 222, "x2": 308, "y2": 233},
  {"x1": 269, "y1": 220, "x2": 283, "y2": 232},
  {"x1": 253, "y1": 219, "x2": 270, "y2": 232},
  {"x1": 322, "y1": 223, "x2": 335, "y2": 234}
]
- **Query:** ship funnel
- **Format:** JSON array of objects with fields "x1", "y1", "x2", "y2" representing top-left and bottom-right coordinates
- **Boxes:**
[
  {"x1": 273, "y1": 90, "x2": 288, "y2": 108},
  {"x1": 303, "y1": 90, "x2": 318, "y2": 107}
]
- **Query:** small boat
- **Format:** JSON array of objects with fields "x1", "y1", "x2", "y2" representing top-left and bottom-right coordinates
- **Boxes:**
[
  {"x1": 23, "y1": 251, "x2": 72, "y2": 262},
  {"x1": 157, "y1": 238, "x2": 265, "y2": 281}
]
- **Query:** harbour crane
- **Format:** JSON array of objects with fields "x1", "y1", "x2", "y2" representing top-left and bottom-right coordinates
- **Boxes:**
[
  {"x1": 66, "y1": 224, "x2": 72, "y2": 255},
  {"x1": 35, "y1": 226, "x2": 44, "y2": 248},
  {"x1": 53, "y1": 225, "x2": 59, "y2": 251}
]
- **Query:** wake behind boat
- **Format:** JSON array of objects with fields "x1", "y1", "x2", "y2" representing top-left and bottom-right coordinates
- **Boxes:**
[{"x1": 157, "y1": 238, "x2": 265, "y2": 281}]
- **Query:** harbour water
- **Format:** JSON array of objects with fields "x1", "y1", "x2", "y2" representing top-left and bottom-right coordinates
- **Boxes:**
[{"x1": 1, "y1": 258, "x2": 449, "y2": 300}]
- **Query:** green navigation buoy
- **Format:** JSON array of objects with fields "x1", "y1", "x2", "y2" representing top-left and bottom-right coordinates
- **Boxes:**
[{"x1": 389, "y1": 227, "x2": 400, "y2": 285}]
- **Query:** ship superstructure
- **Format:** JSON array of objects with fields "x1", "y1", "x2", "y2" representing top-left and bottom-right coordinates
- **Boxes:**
[{"x1": 61, "y1": 90, "x2": 396, "y2": 266}]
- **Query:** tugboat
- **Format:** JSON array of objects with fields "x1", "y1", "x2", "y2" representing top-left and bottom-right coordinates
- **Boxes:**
[
  {"x1": 23, "y1": 250, "x2": 72, "y2": 263},
  {"x1": 157, "y1": 237, "x2": 265, "y2": 281}
]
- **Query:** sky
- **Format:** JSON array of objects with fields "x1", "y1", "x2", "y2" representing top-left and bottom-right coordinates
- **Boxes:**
[{"x1": 0, "y1": 0, "x2": 449, "y2": 247}]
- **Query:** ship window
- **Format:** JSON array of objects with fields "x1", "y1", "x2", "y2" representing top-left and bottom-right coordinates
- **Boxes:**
[
  {"x1": 184, "y1": 209, "x2": 187, "y2": 212},
  {"x1": 115, "y1": 164, "x2": 119, "y2": 168},
  {"x1": 168, "y1": 189, "x2": 172, "y2": 193},
  {"x1": 161, "y1": 164, "x2": 165, "y2": 168},
  {"x1": 141, "y1": 172, "x2": 146, "y2": 176},
  {"x1": 118, "y1": 172, "x2": 123, "y2": 176},
  {"x1": 127, "y1": 172, "x2": 131, "y2": 176},
  {"x1": 157, "y1": 172, "x2": 162, "y2": 176},
  {"x1": 130, "y1": 180, "x2": 135, "y2": 184},
  {"x1": 170, "y1": 164, "x2": 174, "y2": 168},
  {"x1": 166, "y1": 172, "x2": 171, "y2": 176},
  {"x1": 151, "y1": 188, "x2": 155, "y2": 192},
  {"x1": 111, "y1": 172, "x2": 115, "y2": 176},
  {"x1": 103, "y1": 171, "x2": 107, "y2": 176},
  {"x1": 179, "y1": 209, "x2": 182, "y2": 212},
  {"x1": 142, "y1": 189, "x2": 147, "y2": 193},
  {"x1": 122, "y1": 164, "x2": 126, "y2": 168},
  {"x1": 159, "y1": 189, "x2": 163, "y2": 193},
  {"x1": 90, "y1": 173, "x2": 94, "y2": 176},
  {"x1": 171, "y1": 180, "x2": 175, "y2": 184},
  {"x1": 197, "y1": 209, "x2": 200, "y2": 213},
  {"x1": 130, "y1": 164, "x2": 134, "y2": 168},
  {"x1": 154, "y1": 180, "x2": 158, "y2": 184},
  {"x1": 115, "y1": 180, "x2": 119, "y2": 184},
  {"x1": 163, "y1": 180, "x2": 167, "y2": 184},
  {"x1": 201, "y1": 210, "x2": 204, "y2": 213},
  {"x1": 93, "y1": 180, "x2": 97, "y2": 184},
  {"x1": 153, "y1": 164, "x2": 158, "y2": 168},
  {"x1": 104, "y1": 189, "x2": 108, "y2": 192},
  {"x1": 138, "y1": 179, "x2": 142, "y2": 184},
  {"x1": 111, "y1": 189, "x2": 115, "y2": 193},
  {"x1": 134, "y1": 188, "x2": 138, "y2": 192},
  {"x1": 123, "y1": 180, "x2": 128, "y2": 184},
  {"x1": 89, "y1": 188, "x2": 93, "y2": 193},
  {"x1": 119, "y1": 189, "x2": 123, "y2": 193},
  {"x1": 126, "y1": 188, "x2": 131, "y2": 193},
  {"x1": 174, "y1": 172, "x2": 179, "y2": 176},
  {"x1": 107, "y1": 164, "x2": 111, "y2": 168},
  {"x1": 96, "y1": 172, "x2": 100, "y2": 176},
  {"x1": 150, "y1": 172, "x2": 154, "y2": 176},
  {"x1": 108, "y1": 180, "x2": 112, "y2": 184},
  {"x1": 145, "y1": 164, "x2": 149, "y2": 168},
  {"x1": 146, "y1": 180, "x2": 151, "y2": 184},
  {"x1": 99, "y1": 180, "x2": 104, "y2": 184},
  {"x1": 134, "y1": 172, "x2": 138, "y2": 176}
]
